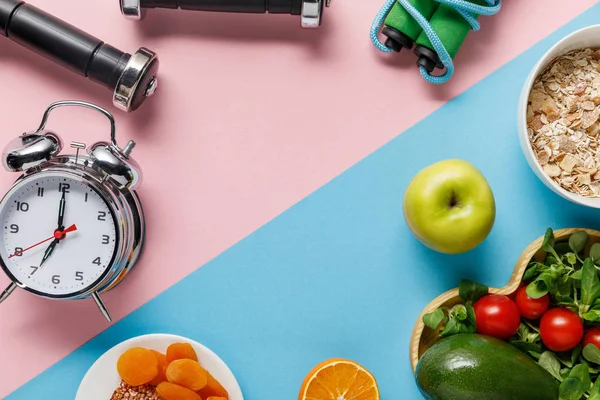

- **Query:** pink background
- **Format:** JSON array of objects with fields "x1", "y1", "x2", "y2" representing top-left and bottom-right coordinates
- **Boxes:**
[{"x1": 0, "y1": 0, "x2": 597, "y2": 396}]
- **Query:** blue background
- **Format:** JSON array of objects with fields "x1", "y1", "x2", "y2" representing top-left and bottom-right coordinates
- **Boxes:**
[{"x1": 9, "y1": 5, "x2": 600, "y2": 399}]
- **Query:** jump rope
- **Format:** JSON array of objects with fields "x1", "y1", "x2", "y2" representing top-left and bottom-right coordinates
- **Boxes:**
[{"x1": 371, "y1": 0, "x2": 502, "y2": 84}]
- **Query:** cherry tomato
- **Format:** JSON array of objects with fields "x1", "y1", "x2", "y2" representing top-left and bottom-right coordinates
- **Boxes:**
[
  {"x1": 473, "y1": 294, "x2": 521, "y2": 340},
  {"x1": 515, "y1": 286, "x2": 550, "y2": 320},
  {"x1": 540, "y1": 308, "x2": 584, "y2": 352},
  {"x1": 583, "y1": 327, "x2": 600, "y2": 350}
]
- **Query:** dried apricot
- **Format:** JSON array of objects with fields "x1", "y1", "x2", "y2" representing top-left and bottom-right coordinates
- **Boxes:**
[
  {"x1": 197, "y1": 372, "x2": 229, "y2": 399},
  {"x1": 156, "y1": 382, "x2": 202, "y2": 400},
  {"x1": 149, "y1": 350, "x2": 168, "y2": 386},
  {"x1": 116, "y1": 347, "x2": 159, "y2": 386},
  {"x1": 166, "y1": 359, "x2": 208, "y2": 391},
  {"x1": 166, "y1": 342, "x2": 198, "y2": 363},
  {"x1": 207, "y1": 397, "x2": 227, "y2": 400}
]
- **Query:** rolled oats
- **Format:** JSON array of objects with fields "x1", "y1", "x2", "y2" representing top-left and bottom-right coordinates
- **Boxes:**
[{"x1": 527, "y1": 48, "x2": 600, "y2": 197}]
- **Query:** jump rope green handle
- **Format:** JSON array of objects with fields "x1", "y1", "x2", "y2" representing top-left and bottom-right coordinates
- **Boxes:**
[{"x1": 370, "y1": 0, "x2": 501, "y2": 84}]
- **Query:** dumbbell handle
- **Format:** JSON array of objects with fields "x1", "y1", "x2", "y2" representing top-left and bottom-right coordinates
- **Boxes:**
[
  {"x1": 121, "y1": 0, "x2": 330, "y2": 28},
  {"x1": 0, "y1": 0, "x2": 159, "y2": 112},
  {"x1": 141, "y1": 0, "x2": 302, "y2": 14}
]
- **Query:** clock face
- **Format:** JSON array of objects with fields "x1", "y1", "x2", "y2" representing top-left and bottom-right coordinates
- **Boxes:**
[{"x1": 0, "y1": 172, "x2": 118, "y2": 298}]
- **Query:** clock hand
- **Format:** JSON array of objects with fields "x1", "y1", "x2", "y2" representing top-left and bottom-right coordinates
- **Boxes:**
[
  {"x1": 39, "y1": 238, "x2": 59, "y2": 267},
  {"x1": 8, "y1": 224, "x2": 77, "y2": 259},
  {"x1": 57, "y1": 190, "x2": 66, "y2": 229}
]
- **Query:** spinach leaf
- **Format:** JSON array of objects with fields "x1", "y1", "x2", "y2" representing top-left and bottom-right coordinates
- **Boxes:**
[
  {"x1": 572, "y1": 345, "x2": 583, "y2": 368},
  {"x1": 511, "y1": 340, "x2": 542, "y2": 355},
  {"x1": 555, "y1": 294, "x2": 575, "y2": 306},
  {"x1": 439, "y1": 317, "x2": 460, "y2": 337},
  {"x1": 559, "y1": 345, "x2": 581, "y2": 368},
  {"x1": 591, "y1": 243, "x2": 600, "y2": 265},
  {"x1": 589, "y1": 376, "x2": 600, "y2": 398},
  {"x1": 450, "y1": 304, "x2": 468, "y2": 321},
  {"x1": 566, "y1": 252, "x2": 577, "y2": 266},
  {"x1": 571, "y1": 270, "x2": 583, "y2": 281},
  {"x1": 522, "y1": 264, "x2": 539, "y2": 283},
  {"x1": 582, "y1": 258, "x2": 600, "y2": 308},
  {"x1": 542, "y1": 228, "x2": 562, "y2": 262},
  {"x1": 542, "y1": 228, "x2": 555, "y2": 253},
  {"x1": 583, "y1": 309, "x2": 600, "y2": 323},
  {"x1": 422, "y1": 308, "x2": 445, "y2": 330},
  {"x1": 527, "y1": 270, "x2": 558, "y2": 299},
  {"x1": 466, "y1": 305, "x2": 476, "y2": 326},
  {"x1": 584, "y1": 344, "x2": 600, "y2": 365},
  {"x1": 458, "y1": 279, "x2": 488, "y2": 304},
  {"x1": 556, "y1": 241, "x2": 573, "y2": 256},
  {"x1": 559, "y1": 364, "x2": 591, "y2": 400},
  {"x1": 539, "y1": 351, "x2": 563, "y2": 381},
  {"x1": 569, "y1": 231, "x2": 589, "y2": 254}
]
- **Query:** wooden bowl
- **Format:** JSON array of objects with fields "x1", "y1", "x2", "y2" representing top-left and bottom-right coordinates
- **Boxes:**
[{"x1": 409, "y1": 228, "x2": 600, "y2": 372}]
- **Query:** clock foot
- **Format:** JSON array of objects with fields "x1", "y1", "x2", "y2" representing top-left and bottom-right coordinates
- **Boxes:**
[
  {"x1": 92, "y1": 292, "x2": 112, "y2": 322},
  {"x1": 0, "y1": 282, "x2": 17, "y2": 304}
]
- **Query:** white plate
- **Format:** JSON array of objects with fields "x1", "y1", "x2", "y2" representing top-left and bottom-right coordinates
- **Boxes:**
[{"x1": 76, "y1": 333, "x2": 244, "y2": 400}]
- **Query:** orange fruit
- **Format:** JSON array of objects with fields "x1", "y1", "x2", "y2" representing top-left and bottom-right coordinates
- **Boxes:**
[
  {"x1": 298, "y1": 358, "x2": 379, "y2": 400},
  {"x1": 116, "y1": 347, "x2": 159, "y2": 386}
]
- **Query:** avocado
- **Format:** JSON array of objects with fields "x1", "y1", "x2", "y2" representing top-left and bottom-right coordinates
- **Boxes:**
[{"x1": 415, "y1": 334, "x2": 558, "y2": 400}]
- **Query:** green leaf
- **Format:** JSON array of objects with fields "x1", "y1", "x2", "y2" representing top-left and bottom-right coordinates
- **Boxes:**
[
  {"x1": 566, "y1": 252, "x2": 577, "y2": 266},
  {"x1": 526, "y1": 280, "x2": 548, "y2": 299},
  {"x1": 582, "y1": 258, "x2": 600, "y2": 307},
  {"x1": 592, "y1": 243, "x2": 600, "y2": 265},
  {"x1": 458, "y1": 279, "x2": 488, "y2": 304},
  {"x1": 556, "y1": 242, "x2": 573, "y2": 256},
  {"x1": 584, "y1": 344, "x2": 600, "y2": 365},
  {"x1": 422, "y1": 309, "x2": 445, "y2": 330},
  {"x1": 545, "y1": 255, "x2": 559, "y2": 267},
  {"x1": 571, "y1": 270, "x2": 583, "y2": 280},
  {"x1": 511, "y1": 340, "x2": 542, "y2": 355},
  {"x1": 589, "y1": 376, "x2": 600, "y2": 396},
  {"x1": 466, "y1": 305, "x2": 476, "y2": 325},
  {"x1": 450, "y1": 304, "x2": 468, "y2": 321},
  {"x1": 542, "y1": 228, "x2": 556, "y2": 253},
  {"x1": 559, "y1": 364, "x2": 591, "y2": 400},
  {"x1": 572, "y1": 345, "x2": 583, "y2": 367},
  {"x1": 558, "y1": 345, "x2": 581, "y2": 368},
  {"x1": 555, "y1": 294, "x2": 575, "y2": 305},
  {"x1": 538, "y1": 351, "x2": 563, "y2": 381},
  {"x1": 522, "y1": 265, "x2": 539, "y2": 283},
  {"x1": 569, "y1": 231, "x2": 589, "y2": 254},
  {"x1": 439, "y1": 318, "x2": 460, "y2": 338},
  {"x1": 516, "y1": 322, "x2": 530, "y2": 340},
  {"x1": 583, "y1": 310, "x2": 600, "y2": 322}
]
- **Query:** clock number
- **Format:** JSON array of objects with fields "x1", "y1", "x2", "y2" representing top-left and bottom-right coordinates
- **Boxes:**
[
  {"x1": 16, "y1": 202, "x2": 29, "y2": 212},
  {"x1": 97, "y1": 211, "x2": 107, "y2": 221},
  {"x1": 14, "y1": 247, "x2": 23, "y2": 257},
  {"x1": 52, "y1": 275, "x2": 60, "y2": 284},
  {"x1": 37, "y1": 187, "x2": 44, "y2": 197},
  {"x1": 75, "y1": 271, "x2": 83, "y2": 281},
  {"x1": 59, "y1": 183, "x2": 70, "y2": 193},
  {"x1": 29, "y1": 266, "x2": 38, "y2": 275},
  {"x1": 92, "y1": 257, "x2": 101, "y2": 266},
  {"x1": 9, "y1": 224, "x2": 18, "y2": 233},
  {"x1": 84, "y1": 193, "x2": 88, "y2": 203},
  {"x1": 102, "y1": 235, "x2": 110, "y2": 245}
]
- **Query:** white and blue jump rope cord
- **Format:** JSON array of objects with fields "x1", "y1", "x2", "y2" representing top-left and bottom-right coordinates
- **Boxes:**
[{"x1": 370, "y1": 0, "x2": 502, "y2": 84}]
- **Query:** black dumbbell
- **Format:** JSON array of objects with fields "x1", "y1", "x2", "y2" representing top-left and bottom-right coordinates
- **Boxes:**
[
  {"x1": 0, "y1": 0, "x2": 159, "y2": 112},
  {"x1": 120, "y1": 0, "x2": 331, "y2": 28}
]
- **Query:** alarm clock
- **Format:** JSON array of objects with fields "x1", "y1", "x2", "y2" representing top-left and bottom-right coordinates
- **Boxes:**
[{"x1": 0, "y1": 101, "x2": 145, "y2": 322}]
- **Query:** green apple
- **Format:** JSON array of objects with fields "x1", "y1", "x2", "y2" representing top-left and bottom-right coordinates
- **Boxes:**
[{"x1": 403, "y1": 159, "x2": 495, "y2": 254}]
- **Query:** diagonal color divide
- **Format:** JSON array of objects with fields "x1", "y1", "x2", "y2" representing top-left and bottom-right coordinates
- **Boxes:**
[{"x1": 7, "y1": 4, "x2": 600, "y2": 399}]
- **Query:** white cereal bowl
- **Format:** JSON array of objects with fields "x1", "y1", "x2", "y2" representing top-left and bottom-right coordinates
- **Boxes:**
[
  {"x1": 76, "y1": 333, "x2": 244, "y2": 400},
  {"x1": 518, "y1": 25, "x2": 600, "y2": 209}
]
